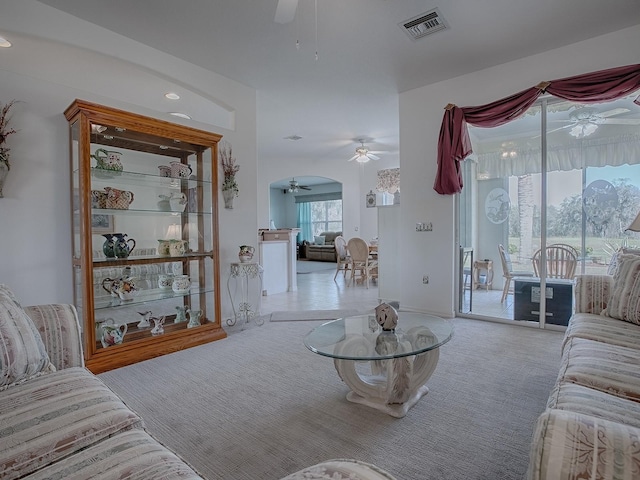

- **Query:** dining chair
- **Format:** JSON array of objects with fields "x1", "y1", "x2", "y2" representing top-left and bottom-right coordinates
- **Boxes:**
[
  {"x1": 333, "y1": 235, "x2": 351, "y2": 281},
  {"x1": 498, "y1": 244, "x2": 534, "y2": 302},
  {"x1": 532, "y1": 245, "x2": 578, "y2": 279},
  {"x1": 347, "y1": 237, "x2": 378, "y2": 289}
]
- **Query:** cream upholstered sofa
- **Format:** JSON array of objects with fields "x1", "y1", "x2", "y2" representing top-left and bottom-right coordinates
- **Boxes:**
[
  {"x1": 0, "y1": 284, "x2": 396, "y2": 480},
  {"x1": 304, "y1": 231, "x2": 341, "y2": 262},
  {"x1": 526, "y1": 253, "x2": 640, "y2": 480}
]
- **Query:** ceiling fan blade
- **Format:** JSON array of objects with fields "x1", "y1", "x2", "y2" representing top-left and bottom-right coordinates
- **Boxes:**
[
  {"x1": 599, "y1": 108, "x2": 631, "y2": 118},
  {"x1": 601, "y1": 118, "x2": 640, "y2": 125},
  {"x1": 367, "y1": 153, "x2": 380, "y2": 161},
  {"x1": 300, "y1": 186, "x2": 312, "y2": 190},
  {"x1": 274, "y1": 0, "x2": 298, "y2": 23},
  {"x1": 348, "y1": 154, "x2": 359, "y2": 162}
]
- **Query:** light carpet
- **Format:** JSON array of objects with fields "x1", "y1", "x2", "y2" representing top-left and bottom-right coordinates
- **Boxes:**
[
  {"x1": 269, "y1": 309, "x2": 362, "y2": 322},
  {"x1": 99, "y1": 317, "x2": 563, "y2": 480},
  {"x1": 296, "y1": 260, "x2": 336, "y2": 274}
]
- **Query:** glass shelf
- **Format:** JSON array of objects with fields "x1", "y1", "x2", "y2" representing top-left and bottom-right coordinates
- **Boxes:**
[
  {"x1": 92, "y1": 252, "x2": 214, "y2": 266},
  {"x1": 94, "y1": 285, "x2": 214, "y2": 310},
  {"x1": 90, "y1": 207, "x2": 213, "y2": 216},
  {"x1": 81, "y1": 168, "x2": 213, "y2": 188}
]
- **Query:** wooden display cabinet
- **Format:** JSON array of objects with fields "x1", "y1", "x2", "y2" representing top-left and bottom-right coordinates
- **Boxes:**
[{"x1": 65, "y1": 100, "x2": 226, "y2": 373}]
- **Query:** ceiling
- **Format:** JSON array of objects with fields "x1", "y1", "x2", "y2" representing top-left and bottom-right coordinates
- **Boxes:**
[{"x1": 33, "y1": 0, "x2": 640, "y2": 165}]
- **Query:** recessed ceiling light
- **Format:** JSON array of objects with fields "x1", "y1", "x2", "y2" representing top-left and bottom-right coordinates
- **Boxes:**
[
  {"x1": 169, "y1": 112, "x2": 191, "y2": 120},
  {"x1": 0, "y1": 37, "x2": 12, "y2": 48},
  {"x1": 165, "y1": 92, "x2": 180, "y2": 100}
]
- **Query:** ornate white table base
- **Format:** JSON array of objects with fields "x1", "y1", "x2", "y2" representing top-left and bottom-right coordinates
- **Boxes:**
[
  {"x1": 226, "y1": 262, "x2": 264, "y2": 329},
  {"x1": 333, "y1": 335, "x2": 440, "y2": 418}
]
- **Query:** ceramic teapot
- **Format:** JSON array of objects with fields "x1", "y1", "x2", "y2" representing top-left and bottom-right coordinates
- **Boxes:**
[
  {"x1": 92, "y1": 148, "x2": 124, "y2": 171},
  {"x1": 238, "y1": 245, "x2": 255, "y2": 263},
  {"x1": 104, "y1": 187, "x2": 134, "y2": 210},
  {"x1": 101, "y1": 273, "x2": 137, "y2": 300},
  {"x1": 99, "y1": 319, "x2": 128, "y2": 348},
  {"x1": 169, "y1": 192, "x2": 187, "y2": 212},
  {"x1": 113, "y1": 233, "x2": 136, "y2": 258},
  {"x1": 169, "y1": 161, "x2": 193, "y2": 179}
]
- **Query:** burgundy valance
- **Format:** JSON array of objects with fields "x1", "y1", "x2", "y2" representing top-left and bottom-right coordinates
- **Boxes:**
[{"x1": 434, "y1": 64, "x2": 640, "y2": 195}]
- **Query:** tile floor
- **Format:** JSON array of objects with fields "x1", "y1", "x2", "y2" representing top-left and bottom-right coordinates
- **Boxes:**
[
  {"x1": 259, "y1": 262, "x2": 380, "y2": 315},
  {"x1": 258, "y1": 261, "x2": 563, "y2": 326}
]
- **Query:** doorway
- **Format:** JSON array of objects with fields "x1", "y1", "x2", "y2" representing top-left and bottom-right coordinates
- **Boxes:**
[{"x1": 458, "y1": 95, "x2": 640, "y2": 326}]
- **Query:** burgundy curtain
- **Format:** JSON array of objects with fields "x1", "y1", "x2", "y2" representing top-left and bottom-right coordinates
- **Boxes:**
[{"x1": 434, "y1": 64, "x2": 640, "y2": 195}]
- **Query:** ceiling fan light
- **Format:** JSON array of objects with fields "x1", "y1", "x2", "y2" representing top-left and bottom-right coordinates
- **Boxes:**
[{"x1": 569, "y1": 123, "x2": 598, "y2": 138}]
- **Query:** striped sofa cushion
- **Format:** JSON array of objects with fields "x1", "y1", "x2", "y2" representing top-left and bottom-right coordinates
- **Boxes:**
[
  {"x1": 558, "y1": 336, "x2": 640, "y2": 403},
  {"x1": 0, "y1": 285, "x2": 55, "y2": 391},
  {"x1": 22, "y1": 429, "x2": 203, "y2": 480},
  {"x1": 0, "y1": 367, "x2": 143, "y2": 480},
  {"x1": 547, "y1": 382, "x2": 640, "y2": 428},
  {"x1": 602, "y1": 253, "x2": 640, "y2": 325},
  {"x1": 526, "y1": 409, "x2": 640, "y2": 480},
  {"x1": 562, "y1": 312, "x2": 640, "y2": 351}
]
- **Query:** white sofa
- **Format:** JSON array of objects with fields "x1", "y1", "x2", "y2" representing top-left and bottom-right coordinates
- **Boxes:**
[
  {"x1": 0, "y1": 284, "x2": 396, "y2": 480},
  {"x1": 526, "y1": 254, "x2": 640, "y2": 480}
]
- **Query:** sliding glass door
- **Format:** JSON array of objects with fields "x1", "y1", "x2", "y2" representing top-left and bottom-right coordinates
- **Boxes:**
[{"x1": 458, "y1": 94, "x2": 640, "y2": 326}]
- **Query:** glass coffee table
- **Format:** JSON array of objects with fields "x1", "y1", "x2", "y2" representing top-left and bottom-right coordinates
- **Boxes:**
[{"x1": 304, "y1": 312, "x2": 453, "y2": 418}]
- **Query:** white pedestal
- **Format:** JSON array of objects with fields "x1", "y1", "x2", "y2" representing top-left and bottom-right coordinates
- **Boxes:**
[{"x1": 226, "y1": 262, "x2": 264, "y2": 329}]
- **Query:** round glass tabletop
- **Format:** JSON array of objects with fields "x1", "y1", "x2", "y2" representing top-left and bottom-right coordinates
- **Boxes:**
[{"x1": 304, "y1": 312, "x2": 454, "y2": 361}]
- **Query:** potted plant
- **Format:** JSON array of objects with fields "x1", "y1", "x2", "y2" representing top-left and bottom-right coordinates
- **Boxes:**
[
  {"x1": 220, "y1": 140, "x2": 239, "y2": 209},
  {"x1": 0, "y1": 100, "x2": 18, "y2": 197}
]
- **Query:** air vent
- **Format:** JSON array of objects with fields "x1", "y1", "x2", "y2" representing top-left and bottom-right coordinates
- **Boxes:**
[{"x1": 400, "y1": 9, "x2": 448, "y2": 41}]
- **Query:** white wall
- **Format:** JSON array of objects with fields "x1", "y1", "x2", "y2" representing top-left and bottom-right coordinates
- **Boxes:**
[
  {"x1": 399, "y1": 24, "x2": 640, "y2": 317},
  {"x1": 0, "y1": 1, "x2": 257, "y2": 322}
]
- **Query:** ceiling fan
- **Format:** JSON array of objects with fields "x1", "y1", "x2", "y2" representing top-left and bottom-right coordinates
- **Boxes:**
[
  {"x1": 349, "y1": 139, "x2": 383, "y2": 163},
  {"x1": 548, "y1": 106, "x2": 640, "y2": 138},
  {"x1": 274, "y1": 0, "x2": 298, "y2": 24},
  {"x1": 288, "y1": 178, "x2": 311, "y2": 193}
]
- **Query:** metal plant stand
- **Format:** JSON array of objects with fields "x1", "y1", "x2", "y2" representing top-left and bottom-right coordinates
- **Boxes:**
[{"x1": 226, "y1": 262, "x2": 264, "y2": 328}]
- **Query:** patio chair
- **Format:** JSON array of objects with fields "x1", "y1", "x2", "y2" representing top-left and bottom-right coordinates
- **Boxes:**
[
  {"x1": 498, "y1": 244, "x2": 534, "y2": 302},
  {"x1": 532, "y1": 245, "x2": 577, "y2": 279}
]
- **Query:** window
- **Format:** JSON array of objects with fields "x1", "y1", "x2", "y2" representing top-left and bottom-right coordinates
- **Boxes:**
[{"x1": 310, "y1": 199, "x2": 342, "y2": 235}]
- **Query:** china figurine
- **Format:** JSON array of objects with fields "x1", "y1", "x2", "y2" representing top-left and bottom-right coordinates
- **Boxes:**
[
  {"x1": 187, "y1": 309, "x2": 202, "y2": 328},
  {"x1": 150, "y1": 315, "x2": 166, "y2": 335},
  {"x1": 375, "y1": 302, "x2": 398, "y2": 332},
  {"x1": 175, "y1": 305, "x2": 188, "y2": 323},
  {"x1": 137, "y1": 311, "x2": 152, "y2": 328}
]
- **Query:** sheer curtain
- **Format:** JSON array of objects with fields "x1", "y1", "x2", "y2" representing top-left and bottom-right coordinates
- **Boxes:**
[
  {"x1": 297, "y1": 202, "x2": 313, "y2": 243},
  {"x1": 434, "y1": 64, "x2": 640, "y2": 194}
]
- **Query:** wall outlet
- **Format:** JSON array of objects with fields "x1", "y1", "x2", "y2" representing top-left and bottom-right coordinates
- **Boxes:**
[{"x1": 423, "y1": 275, "x2": 429, "y2": 284}]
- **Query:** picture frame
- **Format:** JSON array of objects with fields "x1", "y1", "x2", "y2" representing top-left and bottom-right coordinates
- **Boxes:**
[
  {"x1": 73, "y1": 189, "x2": 115, "y2": 233},
  {"x1": 91, "y1": 213, "x2": 115, "y2": 233}
]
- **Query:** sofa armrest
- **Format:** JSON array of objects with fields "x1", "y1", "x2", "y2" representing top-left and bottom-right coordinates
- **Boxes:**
[
  {"x1": 527, "y1": 409, "x2": 640, "y2": 480},
  {"x1": 24, "y1": 304, "x2": 84, "y2": 370},
  {"x1": 574, "y1": 274, "x2": 613, "y2": 314}
]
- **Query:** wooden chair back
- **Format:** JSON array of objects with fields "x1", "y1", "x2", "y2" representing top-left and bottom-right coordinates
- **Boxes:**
[{"x1": 532, "y1": 245, "x2": 577, "y2": 279}]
